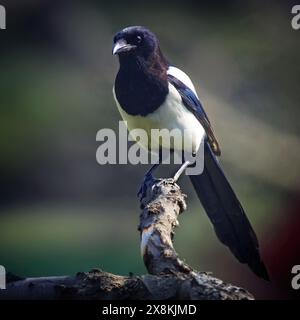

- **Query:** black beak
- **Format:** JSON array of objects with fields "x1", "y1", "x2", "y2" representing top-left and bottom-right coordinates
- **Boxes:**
[{"x1": 112, "y1": 40, "x2": 137, "y2": 55}]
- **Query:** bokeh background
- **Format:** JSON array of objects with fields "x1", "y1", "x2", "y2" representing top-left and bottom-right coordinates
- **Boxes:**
[{"x1": 0, "y1": 0, "x2": 300, "y2": 299}]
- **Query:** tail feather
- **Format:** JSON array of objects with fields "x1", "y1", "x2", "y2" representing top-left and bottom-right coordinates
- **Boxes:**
[{"x1": 189, "y1": 142, "x2": 269, "y2": 280}]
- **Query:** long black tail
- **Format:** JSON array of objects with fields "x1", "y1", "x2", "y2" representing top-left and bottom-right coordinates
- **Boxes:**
[{"x1": 189, "y1": 142, "x2": 269, "y2": 280}]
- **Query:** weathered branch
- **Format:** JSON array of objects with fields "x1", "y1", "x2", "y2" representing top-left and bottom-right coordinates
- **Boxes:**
[
  {"x1": 0, "y1": 177, "x2": 254, "y2": 300},
  {"x1": 139, "y1": 177, "x2": 191, "y2": 275}
]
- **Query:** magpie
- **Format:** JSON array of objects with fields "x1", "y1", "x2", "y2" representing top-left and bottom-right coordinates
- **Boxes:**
[{"x1": 112, "y1": 26, "x2": 269, "y2": 280}]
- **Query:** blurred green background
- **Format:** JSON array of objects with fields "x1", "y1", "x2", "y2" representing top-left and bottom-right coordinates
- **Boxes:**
[{"x1": 0, "y1": 0, "x2": 300, "y2": 299}]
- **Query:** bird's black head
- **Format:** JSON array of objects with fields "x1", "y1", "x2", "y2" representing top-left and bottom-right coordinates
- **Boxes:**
[
  {"x1": 112, "y1": 26, "x2": 169, "y2": 116},
  {"x1": 112, "y1": 26, "x2": 161, "y2": 61}
]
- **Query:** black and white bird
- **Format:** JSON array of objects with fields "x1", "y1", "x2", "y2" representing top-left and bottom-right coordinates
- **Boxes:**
[{"x1": 112, "y1": 26, "x2": 269, "y2": 280}]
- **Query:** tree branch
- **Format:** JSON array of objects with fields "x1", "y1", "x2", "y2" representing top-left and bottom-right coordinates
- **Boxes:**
[{"x1": 0, "y1": 177, "x2": 254, "y2": 300}]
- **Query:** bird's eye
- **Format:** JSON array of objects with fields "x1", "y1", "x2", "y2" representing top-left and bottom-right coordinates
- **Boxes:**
[{"x1": 136, "y1": 35, "x2": 142, "y2": 44}]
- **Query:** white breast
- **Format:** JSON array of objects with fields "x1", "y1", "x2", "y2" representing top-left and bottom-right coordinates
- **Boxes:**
[{"x1": 113, "y1": 67, "x2": 205, "y2": 154}]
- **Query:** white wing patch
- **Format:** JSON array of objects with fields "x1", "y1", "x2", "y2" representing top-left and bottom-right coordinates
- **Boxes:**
[{"x1": 167, "y1": 66, "x2": 199, "y2": 98}]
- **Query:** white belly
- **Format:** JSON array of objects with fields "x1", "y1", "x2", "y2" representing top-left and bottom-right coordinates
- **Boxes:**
[{"x1": 113, "y1": 83, "x2": 205, "y2": 154}]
